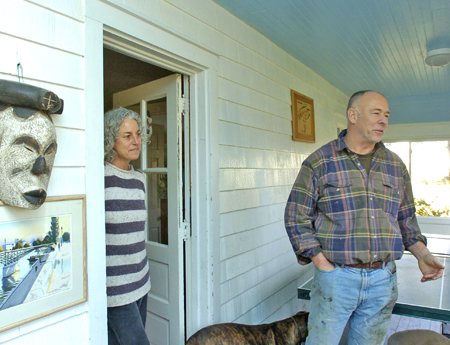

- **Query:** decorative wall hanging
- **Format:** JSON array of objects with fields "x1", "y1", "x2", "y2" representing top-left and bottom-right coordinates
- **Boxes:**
[
  {"x1": 0, "y1": 195, "x2": 86, "y2": 332},
  {"x1": 291, "y1": 90, "x2": 315, "y2": 143},
  {"x1": 0, "y1": 79, "x2": 63, "y2": 209}
]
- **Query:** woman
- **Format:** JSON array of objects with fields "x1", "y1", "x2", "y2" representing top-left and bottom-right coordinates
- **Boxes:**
[{"x1": 104, "y1": 108, "x2": 150, "y2": 345}]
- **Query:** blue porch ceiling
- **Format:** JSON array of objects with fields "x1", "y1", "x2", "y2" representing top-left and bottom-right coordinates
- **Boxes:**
[{"x1": 212, "y1": 0, "x2": 450, "y2": 125}]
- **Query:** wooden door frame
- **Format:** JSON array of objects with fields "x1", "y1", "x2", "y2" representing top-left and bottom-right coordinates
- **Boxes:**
[{"x1": 85, "y1": 3, "x2": 221, "y2": 341}]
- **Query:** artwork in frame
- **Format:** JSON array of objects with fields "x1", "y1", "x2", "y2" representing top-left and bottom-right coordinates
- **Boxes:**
[
  {"x1": 291, "y1": 90, "x2": 315, "y2": 143},
  {"x1": 0, "y1": 195, "x2": 86, "y2": 332}
]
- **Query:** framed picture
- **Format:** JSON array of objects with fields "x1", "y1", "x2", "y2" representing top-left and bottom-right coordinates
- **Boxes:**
[
  {"x1": 0, "y1": 195, "x2": 86, "y2": 332},
  {"x1": 291, "y1": 90, "x2": 315, "y2": 143}
]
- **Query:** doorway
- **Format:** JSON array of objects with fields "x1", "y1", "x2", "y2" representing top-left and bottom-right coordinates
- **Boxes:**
[{"x1": 104, "y1": 48, "x2": 189, "y2": 344}]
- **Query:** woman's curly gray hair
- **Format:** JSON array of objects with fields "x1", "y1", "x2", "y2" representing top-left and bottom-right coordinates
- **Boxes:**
[{"x1": 104, "y1": 108, "x2": 146, "y2": 163}]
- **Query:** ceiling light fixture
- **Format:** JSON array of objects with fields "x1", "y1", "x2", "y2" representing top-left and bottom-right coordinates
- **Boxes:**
[{"x1": 425, "y1": 48, "x2": 450, "y2": 67}]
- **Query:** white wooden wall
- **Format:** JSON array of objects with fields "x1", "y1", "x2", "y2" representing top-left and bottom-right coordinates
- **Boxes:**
[{"x1": 0, "y1": 0, "x2": 106, "y2": 344}]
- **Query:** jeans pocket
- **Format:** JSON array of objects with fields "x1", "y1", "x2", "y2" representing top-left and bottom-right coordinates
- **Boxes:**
[
  {"x1": 385, "y1": 261, "x2": 397, "y2": 276},
  {"x1": 316, "y1": 263, "x2": 340, "y2": 273}
]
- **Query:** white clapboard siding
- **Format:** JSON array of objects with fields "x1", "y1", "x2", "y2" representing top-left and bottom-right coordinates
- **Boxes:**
[
  {"x1": 219, "y1": 100, "x2": 291, "y2": 136},
  {"x1": 233, "y1": 277, "x2": 304, "y2": 325},
  {"x1": 47, "y1": 167, "x2": 85, "y2": 196},
  {"x1": 165, "y1": 0, "x2": 219, "y2": 30},
  {"x1": 220, "y1": 203, "x2": 286, "y2": 237},
  {"x1": 219, "y1": 146, "x2": 306, "y2": 170},
  {"x1": 220, "y1": 186, "x2": 292, "y2": 214},
  {"x1": 28, "y1": 0, "x2": 84, "y2": 22},
  {"x1": 219, "y1": 121, "x2": 298, "y2": 152},
  {"x1": 224, "y1": 265, "x2": 305, "y2": 323},
  {"x1": 220, "y1": 220, "x2": 288, "y2": 260},
  {"x1": 0, "y1": 34, "x2": 83, "y2": 89},
  {"x1": 220, "y1": 246, "x2": 299, "y2": 304},
  {"x1": 264, "y1": 295, "x2": 306, "y2": 325},
  {"x1": 0, "y1": 0, "x2": 83, "y2": 55},
  {"x1": 0, "y1": 2, "x2": 87, "y2": 342},
  {"x1": 53, "y1": 128, "x2": 85, "y2": 167},
  {"x1": 220, "y1": 168, "x2": 297, "y2": 192},
  {"x1": 219, "y1": 59, "x2": 291, "y2": 105},
  {"x1": 221, "y1": 236, "x2": 293, "y2": 282},
  {"x1": 219, "y1": 79, "x2": 290, "y2": 119}
]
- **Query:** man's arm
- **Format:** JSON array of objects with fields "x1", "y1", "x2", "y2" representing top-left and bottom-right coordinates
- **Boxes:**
[
  {"x1": 407, "y1": 241, "x2": 445, "y2": 282},
  {"x1": 285, "y1": 162, "x2": 322, "y2": 265}
]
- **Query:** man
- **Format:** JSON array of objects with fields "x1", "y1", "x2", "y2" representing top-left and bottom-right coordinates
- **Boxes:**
[{"x1": 285, "y1": 90, "x2": 444, "y2": 345}]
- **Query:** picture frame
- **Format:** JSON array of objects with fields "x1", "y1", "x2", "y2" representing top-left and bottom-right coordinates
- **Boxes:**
[
  {"x1": 291, "y1": 90, "x2": 315, "y2": 143},
  {"x1": 0, "y1": 195, "x2": 86, "y2": 332}
]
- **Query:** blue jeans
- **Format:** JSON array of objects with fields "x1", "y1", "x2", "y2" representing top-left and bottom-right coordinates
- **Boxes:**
[
  {"x1": 306, "y1": 262, "x2": 397, "y2": 345},
  {"x1": 107, "y1": 294, "x2": 150, "y2": 345}
]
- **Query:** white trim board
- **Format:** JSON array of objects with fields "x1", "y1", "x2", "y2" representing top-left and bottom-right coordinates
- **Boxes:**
[{"x1": 384, "y1": 122, "x2": 450, "y2": 142}]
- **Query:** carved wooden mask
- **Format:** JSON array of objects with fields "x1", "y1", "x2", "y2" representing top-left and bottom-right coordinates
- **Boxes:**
[{"x1": 0, "y1": 107, "x2": 57, "y2": 209}]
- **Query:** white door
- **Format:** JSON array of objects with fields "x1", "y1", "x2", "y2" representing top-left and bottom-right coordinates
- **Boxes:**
[{"x1": 113, "y1": 74, "x2": 188, "y2": 345}]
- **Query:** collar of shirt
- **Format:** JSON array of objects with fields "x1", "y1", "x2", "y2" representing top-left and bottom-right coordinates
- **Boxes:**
[{"x1": 336, "y1": 129, "x2": 387, "y2": 156}]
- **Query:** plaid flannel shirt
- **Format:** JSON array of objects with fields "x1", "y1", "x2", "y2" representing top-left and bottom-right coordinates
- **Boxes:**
[{"x1": 285, "y1": 130, "x2": 426, "y2": 265}]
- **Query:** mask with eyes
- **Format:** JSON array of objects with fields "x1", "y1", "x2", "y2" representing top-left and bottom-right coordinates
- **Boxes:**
[
  {"x1": 0, "y1": 107, "x2": 57, "y2": 209},
  {"x1": 0, "y1": 79, "x2": 63, "y2": 209}
]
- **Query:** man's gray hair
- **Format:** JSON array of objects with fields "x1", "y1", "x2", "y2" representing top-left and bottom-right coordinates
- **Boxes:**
[
  {"x1": 346, "y1": 90, "x2": 386, "y2": 112},
  {"x1": 104, "y1": 108, "x2": 146, "y2": 163}
]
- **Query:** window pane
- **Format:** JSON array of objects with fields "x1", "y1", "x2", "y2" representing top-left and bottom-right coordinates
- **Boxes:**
[
  {"x1": 129, "y1": 98, "x2": 167, "y2": 171},
  {"x1": 146, "y1": 173, "x2": 168, "y2": 245},
  {"x1": 146, "y1": 98, "x2": 167, "y2": 169},
  {"x1": 385, "y1": 142, "x2": 410, "y2": 172},
  {"x1": 411, "y1": 141, "x2": 450, "y2": 216}
]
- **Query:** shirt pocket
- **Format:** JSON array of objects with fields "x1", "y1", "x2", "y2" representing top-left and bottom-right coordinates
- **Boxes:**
[
  {"x1": 318, "y1": 179, "x2": 353, "y2": 220},
  {"x1": 374, "y1": 176, "x2": 403, "y2": 217}
]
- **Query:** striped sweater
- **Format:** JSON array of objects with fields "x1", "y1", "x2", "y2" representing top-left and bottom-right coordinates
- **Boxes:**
[{"x1": 105, "y1": 163, "x2": 151, "y2": 307}]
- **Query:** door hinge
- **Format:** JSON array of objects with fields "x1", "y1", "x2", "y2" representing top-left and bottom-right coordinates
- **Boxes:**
[{"x1": 182, "y1": 220, "x2": 190, "y2": 241}]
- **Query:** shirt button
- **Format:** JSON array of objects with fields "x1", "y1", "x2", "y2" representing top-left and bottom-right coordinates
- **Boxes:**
[
  {"x1": 371, "y1": 216, "x2": 375, "y2": 219},
  {"x1": 370, "y1": 197, "x2": 373, "y2": 201},
  {"x1": 336, "y1": 188, "x2": 340, "y2": 191}
]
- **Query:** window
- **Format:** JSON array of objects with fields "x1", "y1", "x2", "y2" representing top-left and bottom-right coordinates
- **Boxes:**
[{"x1": 385, "y1": 141, "x2": 450, "y2": 217}]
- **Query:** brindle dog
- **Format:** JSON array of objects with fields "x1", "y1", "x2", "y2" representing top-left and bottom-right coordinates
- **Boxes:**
[{"x1": 186, "y1": 311, "x2": 308, "y2": 345}]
